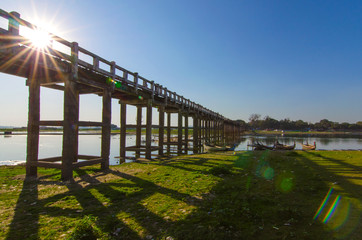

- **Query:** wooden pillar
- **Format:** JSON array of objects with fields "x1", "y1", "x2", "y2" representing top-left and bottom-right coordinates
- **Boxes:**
[
  {"x1": 177, "y1": 110, "x2": 183, "y2": 154},
  {"x1": 8, "y1": 12, "x2": 20, "y2": 35},
  {"x1": 145, "y1": 100, "x2": 152, "y2": 159},
  {"x1": 221, "y1": 120, "x2": 225, "y2": 145},
  {"x1": 202, "y1": 119, "x2": 206, "y2": 143},
  {"x1": 218, "y1": 119, "x2": 223, "y2": 144},
  {"x1": 215, "y1": 120, "x2": 219, "y2": 144},
  {"x1": 119, "y1": 102, "x2": 126, "y2": 163},
  {"x1": 62, "y1": 76, "x2": 79, "y2": 180},
  {"x1": 167, "y1": 112, "x2": 171, "y2": 154},
  {"x1": 208, "y1": 119, "x2": 213, "y2": 143},
  {"x1": 26, "y1": 56, "x2": 40, "y2": 178},
  {"x1": 232, "y1": 124, "x2": 236, "y2": 142},
  {"x1": 198, "y1": 118, "x2": 202, "y2": 150},
  {"x1": 62, "y1": 42, "x2": 79, "y2": 181},
  {"x1": 193, "y1": 115, "x2": 199, "y2": 154},
  {"x1": 213, "y1": 119, "x2": 217, "y2": 144},
  {"x1": 207, "y1": 119, "x2": 212, "y2": 143},
  {"x1": 101, "y1": 88, "x2": 111, "y2": 170},
  {"x1": 201, "y1": 119, "x2": 205, "y2": 143},
  {"x1": 136, "y1": 106, "x2": 142, "y2": 158},
  {"x1": 158, "y1": 106, "x2": 165, "y2": 156},
  {"x1": 207, "y1": 119, "x2": 211, "y2": 143},
  {"x1": 184, "y1": 113, "x2": 189, "y2": 153}
]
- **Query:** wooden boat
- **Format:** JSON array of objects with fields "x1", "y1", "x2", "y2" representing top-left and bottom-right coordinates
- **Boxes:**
[
  {"x1": 203, "y1": 143, "x2": 227, "y2": 152},
  {"x1": 300, "y1": 141, "x2": 316, "y2": 150},
  {"x1": 274, "y1": 141, "x2": 296, "y2": 150},
  {"x1": 247, "y1": 141, "x2": 274, "y2": 151}
]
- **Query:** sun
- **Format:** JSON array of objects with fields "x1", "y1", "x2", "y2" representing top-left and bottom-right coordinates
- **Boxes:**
[{"x1": 28, "y1": 28, "x2": 52, "y2": 49}]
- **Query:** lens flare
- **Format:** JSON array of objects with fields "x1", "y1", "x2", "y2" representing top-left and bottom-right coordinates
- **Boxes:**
[
  {"x1": 275, "y1": 171, "x2": 294, "y2": 193},
  {"x1": 323, "y1": 195, "x2": 341, "y2": 223},
  {"x1": 29, "y1": 28, "x2": 52, "y2": 49},
  {"x1": 262, "y1": 166, "x2": 274, "y2": 180},
  {"x1": 115, "y1": 81, "x2": 122, "y2": 88},
  {"x1": 314, "y1": 187, "x2": 334, "y2": 220}
]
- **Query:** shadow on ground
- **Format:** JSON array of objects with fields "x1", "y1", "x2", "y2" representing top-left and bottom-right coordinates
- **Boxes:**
[{"x1": 5, "y1": 151, "x2": 361, "y2": 239}]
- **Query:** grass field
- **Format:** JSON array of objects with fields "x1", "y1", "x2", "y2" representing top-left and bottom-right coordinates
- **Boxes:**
[{"x1": 0, "y1": 151, "x2": 361, "y2": 239}]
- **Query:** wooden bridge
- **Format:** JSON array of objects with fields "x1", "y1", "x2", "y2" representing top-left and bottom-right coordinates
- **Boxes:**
[{"x1": 0, "y1": 9, "x2": 243, "y2": 181}]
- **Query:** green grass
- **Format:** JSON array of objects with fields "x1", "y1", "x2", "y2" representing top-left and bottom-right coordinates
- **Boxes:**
[{"x1": 0, "y1": 151, "x2": 361, "y2": 239}]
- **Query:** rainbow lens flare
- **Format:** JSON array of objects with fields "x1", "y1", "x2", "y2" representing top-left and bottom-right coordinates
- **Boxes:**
[
  {"x1": 115, "y1": 81, "x2": 122, "y2": 88},
  {"x1": 323, "y1": 195, "x2": 341, "y2": 223},
  {"x1": 314, "y1": 187, "x2": 333, "y2": 220}
]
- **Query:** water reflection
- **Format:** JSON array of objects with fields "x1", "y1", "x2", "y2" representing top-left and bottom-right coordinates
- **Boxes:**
[
  {"x1": 1, "y1": 134, "x2": 362, "y2": 166},
  {"x1": 235, "y1": 135, "x2": 362, "y2": 151}
]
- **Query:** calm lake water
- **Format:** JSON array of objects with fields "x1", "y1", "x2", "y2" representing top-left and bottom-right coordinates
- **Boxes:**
[{"x1": 1, "y1": 134, "x2": 361, "y2": 165}]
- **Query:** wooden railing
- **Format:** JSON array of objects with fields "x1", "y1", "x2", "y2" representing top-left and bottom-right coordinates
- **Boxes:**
[{"x1": 0, "y1": 9, "x2": 230, "y2": 120}]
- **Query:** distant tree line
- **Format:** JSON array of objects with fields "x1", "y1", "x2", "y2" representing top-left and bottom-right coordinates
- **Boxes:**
[{"x1": 236, "y1": 114, "x2": 362, "y2": 131}]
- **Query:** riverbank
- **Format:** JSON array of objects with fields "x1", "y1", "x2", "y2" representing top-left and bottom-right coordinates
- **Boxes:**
[
  {"x1": 1, "y1": 151, "x2": 361, "y2": 239},
  {"x1": 247, "y1": 130, "x2": 362, "y2": 137}
]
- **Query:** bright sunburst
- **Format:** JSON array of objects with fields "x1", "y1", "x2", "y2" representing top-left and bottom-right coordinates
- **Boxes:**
[{"x1": 28, "y1": 28, "x2": 52, "y2": 49}]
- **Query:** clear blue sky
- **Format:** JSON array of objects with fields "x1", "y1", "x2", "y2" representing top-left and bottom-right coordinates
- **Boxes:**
[{"x1": 1, "y1": 0, "x2": 361, "y2": 127}]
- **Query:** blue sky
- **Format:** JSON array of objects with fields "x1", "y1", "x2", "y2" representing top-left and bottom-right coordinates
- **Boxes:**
[{"x1": 1, "y1": 0, "x2": 361, "y2": 126}]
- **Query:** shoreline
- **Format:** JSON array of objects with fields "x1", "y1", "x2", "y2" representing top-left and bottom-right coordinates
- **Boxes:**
[
  {"x1": 2, "y1": 130, "x2": 362, "y2": 137},
  {"x1": 1, "y1": 149, "x2": 362, "y2": 167}
]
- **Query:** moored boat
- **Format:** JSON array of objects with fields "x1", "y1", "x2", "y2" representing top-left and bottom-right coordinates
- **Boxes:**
[
  {"x1": 301, "y1": 141, "x2": 316, "y2": 150},
  {"x1": 274, "y1": 141, "x2": 296, "y2": 150},
  {"x1": 247, "y1": 141, "x2": 274, "y2": 151},
  {"x1": 203, "y1": 143, "x2": 227, "y2": 152}
]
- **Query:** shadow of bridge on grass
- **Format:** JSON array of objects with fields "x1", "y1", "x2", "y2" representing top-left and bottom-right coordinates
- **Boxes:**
[{"x1": 5, "y1": 151, "x2": 348, "y2": 239}]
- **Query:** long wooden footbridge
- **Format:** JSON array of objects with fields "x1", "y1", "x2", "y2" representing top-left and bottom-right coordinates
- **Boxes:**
[{"x1": 0, "y1": 10, "x2": 243, "y2": 181}]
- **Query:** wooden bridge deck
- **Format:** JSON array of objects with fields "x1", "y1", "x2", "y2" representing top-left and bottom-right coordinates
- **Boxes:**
[{"x1": 0, "y1": 9, "x2": 243, "y2": 181}]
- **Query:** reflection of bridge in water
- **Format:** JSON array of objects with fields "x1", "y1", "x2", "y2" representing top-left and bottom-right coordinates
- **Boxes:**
[{"x1": 0, "y1": 9, "x2": 243, "y2": 180}]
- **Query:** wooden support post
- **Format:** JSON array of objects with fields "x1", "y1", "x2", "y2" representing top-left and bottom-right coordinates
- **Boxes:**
[
  {"x1": 213, "y1": 119, "x2": 217, "y2": 144},
  {"x1": 193, "y1": 115, "x2": 199, "y2": 154},
  {"x1": 233, "y1": 125, "x2": 236, "y2": 142},
  {"x1": 215, "y1": 120, "x2": 218, "y2": 144},
  {"x1": 198, "y1": 118, "x2": 202, "y2": 151},
  {"x1": 177, "y1": 110, "x2": 183, "y2": 154},
  {"x1": 136, "y1": 106, "x2": 142, "y2": 158},
  {"x1": 158, "y1": 106, "x2": 165, "y2": 156},
  {"x1": 201, "y1": 119, "x2": 204, "y2": 143},
  {"x1": 8, "y1": 12, "x2": 20, "y2": 36},
  {"x1": 206, "y1": 119, "x2": 209, "y2": 143},
  {"x1": 166, "y1": 112, "x2": 171, "y2": 153},
  {"x1": 184, "y1": 114, "x2": 189, "y2": 153},
  {"x1": 221, "y1": 121, "x2": 225, "y2": 145},
  {"x1": 206, "y1": 119, "x2": 211, "y2": 143},
  {"x1": 145, "y1": 100, "x2": 152, "y2": 159},
  {"x1": 209, "y1": 120, "x2": 212, "y2": 143},
  {"x1": 62, "y1": 76, "x2": 79, "y2": 180},
  {"x1": 119, "y1": 102, "x2": 127, "y2": 163},
  {"x1": 101, "y1": 88, "x2": 111, "y2": 170},
  {"x1": 26, "y1": 58, "x2": 40, "y2": 178},
  {"x1": 62, "y1": 42, "x2": 79, "y2": 181},
  {"x1": 217, "y1": 120, "x2": 221, "y2": 144}
]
